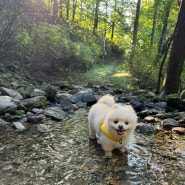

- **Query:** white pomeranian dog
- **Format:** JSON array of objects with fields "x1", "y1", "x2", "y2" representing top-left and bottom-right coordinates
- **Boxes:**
[{"x1": 88, "y1": 94, "x2": 137, "y2": 158}]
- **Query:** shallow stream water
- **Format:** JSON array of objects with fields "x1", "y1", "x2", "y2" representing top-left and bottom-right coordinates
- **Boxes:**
[{"x1": 0, "y1": 109, "x2": 185, "y2": 185}]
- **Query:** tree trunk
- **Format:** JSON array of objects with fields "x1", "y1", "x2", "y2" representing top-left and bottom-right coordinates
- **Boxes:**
[
  {"x1": 158, "y1": 0, "x2": 172, "y2": 54},
  {"x1": 93, "y1": 0, "x2": 100, "y2": 34},
  {"x1": 164, "y1": 0, "x2": 185, "y2": 95},
  {"x1": 53, "y1": 0, "x2": 58, "y2": 23},
  {"x1": 72, "y1": 0, "x2": 77, "y2": 21},
  {"x1": 133, "y1": 0, "x2": 141, "y2": 46},
  {"x1": 66, "y1": 0, "x2": 70, "y2": 20},
  {"x1": 150, "y1": 0, "x2": 158, "y2": 45},
  {"x1": 129, "y1": 0, "x2": 141, "y2": 66}
]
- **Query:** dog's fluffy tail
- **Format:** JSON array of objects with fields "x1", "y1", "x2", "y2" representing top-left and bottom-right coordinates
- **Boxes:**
[{"x1": 98, "y1": 94, "x2": 115, "y2": 107}]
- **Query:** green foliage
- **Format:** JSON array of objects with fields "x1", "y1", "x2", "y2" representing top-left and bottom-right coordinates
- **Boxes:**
[
  {"x1": 0, "y1": 0, "x2": 183, "y2": 92},
  {"x1": 129, "y1": 47, "x2": 159, "y2": 89}
]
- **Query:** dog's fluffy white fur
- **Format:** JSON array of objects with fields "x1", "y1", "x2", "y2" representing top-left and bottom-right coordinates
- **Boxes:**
[{"x1": 88, "y1": 94, "x2": 137, "y2": 158}]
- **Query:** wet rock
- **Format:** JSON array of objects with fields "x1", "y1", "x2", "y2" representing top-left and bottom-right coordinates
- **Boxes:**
[
  {"x1": 32, "y1": 108, "x2": 44, "y2": 114},
  {"x1": 21, "y1": 96, "x2": 47, "y2": 109},
  {"x1": 37, "y1": 124, "x2": 50, "y2": 133},
  {"x1": 0, "y1": 87, "x2": 23, "y2": 100},
  {"x1": 175, "y1": 112, "x2": 185, "y2": 120},
  {"x1": 44, "y1": 85, "x2": 57, "y2": 101},
  {"x1": 136, "y1": 123, "x2": 157, "y2": 133},
  {"x1": 137, "y1": 110, "x2": 150, "y2": 119},
  {"x1": 31, "y1": 89, "x2": 46, "y2": 97},
  {"x1": 91, "y1": 170, "x2": 105, "y2": 183},
  {"x1": 20, "y1": 88, "x2": 33, "y2": 99},
  {"x1": 12, "y1": 122, "x2": 26, "y2": 131},
  {"x1": 162, "y1": 118, "x2": 179, "y2": 129},
  {"x1": 77, "y1": 101, "x2": 87, "y2": 108},
  {"x1": 69, "y1": 89, "x2": 96, "y2": 105},
  {"x1": 0, "y1": 118, "x2": 9, "y2": 132},
  {"x1": 44, "y1": 106, "x2": 67, "y2": 120},
  {"x1": 27, "y1": 114, "x2": 46, "y2": 124},
  {"x1": 130, "y1": 99, "x2": 144, "y2": 112},
  {"x1": 0, "y1": 96, "x2": 18, "y2": 114},
  {"x1": 117, "y1": 96, "x2": 129, "y2": 104},
  {"x1": 156, "y1": 113, "x2": 173, "y2": 119},
  {"x1": 155, "y1": 102, "x2": 166, "y2": 109},
  {"x1": 60, "y1": 100, "x2": 73, "y2": 111},
  {"x1": 7, "y1": 113, "x2": 27, "y2": 122},
  {"x1": 144, "y1": 116, "x2": 156, "y2": 123}
]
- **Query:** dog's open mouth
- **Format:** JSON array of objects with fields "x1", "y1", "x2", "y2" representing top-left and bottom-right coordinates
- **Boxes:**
[{"x1": 116, "y1": 129, "x2": 125, "y2": 135}]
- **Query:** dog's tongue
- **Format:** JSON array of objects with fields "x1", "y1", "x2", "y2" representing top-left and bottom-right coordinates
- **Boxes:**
[{"x1": 117, "y1": 130, "x2": 124, "y2": 135}]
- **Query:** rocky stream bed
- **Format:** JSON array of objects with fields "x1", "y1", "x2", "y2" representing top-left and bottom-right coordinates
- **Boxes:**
[{"x1": 0, "y1": 83, "x2": 185, "y2": 185}]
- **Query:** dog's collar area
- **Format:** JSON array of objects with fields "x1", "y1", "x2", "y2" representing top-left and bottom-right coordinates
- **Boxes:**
[{"x1": 99, "y1": 122, "x2": 124, "y2": 144}]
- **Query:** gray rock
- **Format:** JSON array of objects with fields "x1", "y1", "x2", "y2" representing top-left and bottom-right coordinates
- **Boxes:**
[
  {"x1": 44, "y1": 85, "x2": 57, "y2": 101},
  {"x1": 0, "y1": 96, "x2": 18, "y2": 114},
  {"x1": 136, "y1": 123, "x2": 157, "y2": 133},
  {"x1": 144, "y1": 116, "x2": 156, "y2": 123},
  {"x1": 0, "y1": 118, "x2": 9, "y2": 132},
  {"x1": 130, "y1": 99, "x2": 144, "y2": 112},
  {"x1": 12, "y1": 122, "x2": 26, "y2": 131},
  {"x1": 162, "y1": 118, "x2": 179, "y2": 129},
  {"x1": 31, "y1": 89, "x2": 46, "y2": 97},
  {"x1": 32, "y1": 108, "x2": 44, "y2": 114},
  {"x1": 69, "y1": 89, "x2": 96, "y2": 104},
  {"x1": 0, "y1": 87, "x2": 23, "y2": 100},
  {"x1": 21, "y1": 96, "x2": 47, "y2": 109},
  {"x1": 37, "y1": 124, "x2": 50, "y2": 133},
  {"x1": 44, "y1": 106, "x2": 67, "y2": 120},
  {"x1": 27, "y1": 114, "x2": 46, "y2": 124},
  {"x1": 60, "y1": 100, "x2": 73, "y2": 111},
  {"x1": 155, "y1": 102, "x2": 167, "y2": 109}
]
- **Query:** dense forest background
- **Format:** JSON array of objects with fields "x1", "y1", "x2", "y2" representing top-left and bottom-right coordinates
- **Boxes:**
[{"x1": 0, "y1": 0, "x2": 184, "y2": 94}]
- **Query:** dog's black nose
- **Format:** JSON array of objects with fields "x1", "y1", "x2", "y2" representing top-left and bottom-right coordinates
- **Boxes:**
[{"x1": 118, "y1": 125, "x2": 123, "y2": 130}]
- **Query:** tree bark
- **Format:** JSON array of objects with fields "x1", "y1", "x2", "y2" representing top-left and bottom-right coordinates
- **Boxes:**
[
  {"x1": 53, "y1": 0, "x2": 58, "y2": 23},
  {"x1": 93, "y1": 0, "x2": 100, "y2": 34},
  {"x1": 133, "y1": 0, "x2": 141, "y2": 46},
  {"x1": 150, "y1": 0, "x2": 158, "y2": 46},
  {"x1": 164, "y1": 0, "x2": 185, "y2": 95}
]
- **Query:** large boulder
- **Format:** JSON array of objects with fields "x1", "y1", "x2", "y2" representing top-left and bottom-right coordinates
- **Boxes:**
[
  {"x1": 0, "y1": 96, "x2": 18, "y2": 114},
  {"x1": 44, "y1": 106, "x2": 67, "y2": 120},
  {"x1": 21, "y1": 96, "x2": 47, "y2": 109},
  {"x1": 0, "y1": 87, "x2": 23, "y2": 100},
  {"x1": 31, "y1": 89, "x2": 46, "y2": 97},
  {"x1": 44, "y1": 85, "x2": 57, "y2": 101},
  {"x1": 69, "y1": 89, "x2": 96, "y2": 105}
]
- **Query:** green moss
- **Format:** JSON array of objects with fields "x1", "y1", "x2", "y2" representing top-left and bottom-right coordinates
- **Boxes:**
[
  {"x1": 59, "y1": 81, "x2": 74, "y2": 90},
  {"x1": 15, "y1": 110, "x2": 25, "y2": 115}
]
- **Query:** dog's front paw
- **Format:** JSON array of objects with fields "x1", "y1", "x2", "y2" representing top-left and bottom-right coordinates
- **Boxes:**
[
  {"x1": 119, "y1": 148, "x2": 126, "y2": 153},
  {"x1": 103, "y1": 151, "x2": 112, "y2": 158}
]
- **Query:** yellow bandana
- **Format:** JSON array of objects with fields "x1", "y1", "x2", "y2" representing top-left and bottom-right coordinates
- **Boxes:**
[{"x1": 99, "y1": 122, "x2": 125, "y2": 144}]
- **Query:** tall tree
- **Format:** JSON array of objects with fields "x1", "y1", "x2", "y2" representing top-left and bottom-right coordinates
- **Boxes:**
[
  {"x1": 52, "y1": 0, "x2": 58, "y2": 23},
  {"x1": 93, "y1": 0, "x2": 100, "y2": 34},
  {"x1": 129, "y1": 0, "x2": 141, "y2": 66},
  {"x1": 150, "y1": 0, "x2": 158, "y2": 46},
  {"x1": 133, "y1": 0, "x2": 141, "y2": 46},
  {"x1": 164, "y1": 0, "x2": 185, "y2": 94}
]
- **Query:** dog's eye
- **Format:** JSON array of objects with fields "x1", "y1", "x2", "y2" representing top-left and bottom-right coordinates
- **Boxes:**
[
  {"x1": 125, "y1": 121, "x2": 129, "y2": 125},
  {"x1": 114, "y1": 120, "x2": 118, "y2": 124}
]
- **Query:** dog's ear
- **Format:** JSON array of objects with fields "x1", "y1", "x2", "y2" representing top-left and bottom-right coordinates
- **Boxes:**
[
  {"x1": 111, "y1": 104, "x2": 120, "y2": 109},
  {"x1": 124, "y1": 105, "x2": 135, "y2": 112}
]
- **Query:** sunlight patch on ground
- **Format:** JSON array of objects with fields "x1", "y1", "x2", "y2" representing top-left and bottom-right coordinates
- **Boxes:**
[{"x1": 112, "y1": 71, "x2": 131, "y2": 78}]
